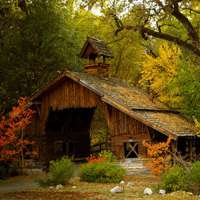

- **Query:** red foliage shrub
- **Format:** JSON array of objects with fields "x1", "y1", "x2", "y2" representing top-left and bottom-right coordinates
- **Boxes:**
[
  {"x1": 0, "y1": 97, "x2": 37, "y2": 166},
  {"x1": 86, "y1": 155, "x2": 106, "y2": 163},
  {"x1": 143, "y1": 136, "x2": 172, "y2": 175}
]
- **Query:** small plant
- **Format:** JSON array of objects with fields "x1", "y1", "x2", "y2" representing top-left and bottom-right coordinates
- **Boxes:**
[
  {"x1": 80, "y1": 162, "x2": 125, "y2": 183},
  {"x1": 190, "y1": 161, "x2": 200, "y2": 184},
  {"x1": 39, "y1": 157, "x2": 75, "y2": 186},
  {"x1": 98, "y1": 150, "x2": 116, "y2": 162},
  {"x1": 188, "y1": 161, "x2": 200, "y2": 193},
  {"x1": 161, "y1": 165, "x2": 188, "y2": 192}
]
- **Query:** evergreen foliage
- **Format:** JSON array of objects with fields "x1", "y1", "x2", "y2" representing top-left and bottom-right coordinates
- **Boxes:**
[
  {"x1": 38, "y1": 157, "x2": 75, "y2": 186},
  {"x1": 0, "y1": 0, "x2": 83, "y2": 107}
]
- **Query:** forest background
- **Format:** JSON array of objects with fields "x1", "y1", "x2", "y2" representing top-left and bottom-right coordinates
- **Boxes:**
[{"x1": 0, "y1": 0, "x2": 200, "y2": 143}]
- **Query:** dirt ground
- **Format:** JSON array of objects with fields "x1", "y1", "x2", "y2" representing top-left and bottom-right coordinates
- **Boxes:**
[{"x1": 0, "y1": 174, "x2": 199, "y2": 200}]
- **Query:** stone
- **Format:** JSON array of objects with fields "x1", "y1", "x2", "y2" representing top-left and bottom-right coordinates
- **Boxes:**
[
  {"x1": 22, "y1": 168, "x2": 43, "y2": 175},
  {"x1": 49, "y1": 186, "x2": 54, "y2": 190},
  {"x1": 144, "y1": 187, "x2": 153, "y2": 195},
  {"x1": 56, "y1": 184, "x2": 63, "y2": 190},
  {"x1": 72, "y1": 186, "x2": 77, "y2": 189},
  {"x1": 110, "y1": 186, "x2": 123, "y2": 193},
  {"x1": 120, "y1": 180, "x2": 125, "y2": 185},
  {"x1": 127, "y1": 182, "x2": 134, "y2": 187},
  {"x1": 159, "y1": 189, "x2": 166, "y2": 195}
]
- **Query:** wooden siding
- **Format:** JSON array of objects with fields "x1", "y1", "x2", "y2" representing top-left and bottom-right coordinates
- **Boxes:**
[
  {"x1": 38, "y1": 78, "x2": 98, "y2": 134},
  {"x1": 33, "y1": 78, "x2": 154, "y2": 160},
  {"x1": 105, "y1": 106, "x2": 151, "y2": 159}
]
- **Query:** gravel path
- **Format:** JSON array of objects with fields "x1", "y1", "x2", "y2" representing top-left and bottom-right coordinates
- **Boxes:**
[{"x1": 0, "y1": 176, "x2": 40, "y2": 193}]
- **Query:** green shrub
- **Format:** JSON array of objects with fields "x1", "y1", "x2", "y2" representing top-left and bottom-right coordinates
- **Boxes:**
[
  {"x1": 98, "y1": 151, "x2": 116, "y2": 162},
  {"x1": 161, "y1": 165, "x2": 188, "y2": 192},
  {"x1": 80, "y1": 162, "x2": 125, "y2": 183},
  {"x1": 188, "y1": 161, "x2": 200, "y2": 193},
  {"x1": 39, "y1": 157, "x2": 75, "y2": 186},
  {"x1": 190, "y1": 161, "x2": 200, "y2": 184}
]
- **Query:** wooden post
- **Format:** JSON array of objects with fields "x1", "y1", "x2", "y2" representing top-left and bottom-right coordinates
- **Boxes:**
[
  {"x1": 171, "y1": 139, "x2": 177, "y2": 165},
  {"x1": 189, "y1": 137, "x2": 193, "y2": 161}
]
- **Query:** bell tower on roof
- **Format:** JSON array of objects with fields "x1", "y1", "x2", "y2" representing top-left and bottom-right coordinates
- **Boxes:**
[{"x1": 80, "y1": 37, "x2": 113, "y2": 77}]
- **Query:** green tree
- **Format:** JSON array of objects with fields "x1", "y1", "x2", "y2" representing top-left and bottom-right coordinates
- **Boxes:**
[
  {"x1": 0, "y1": 0, "x2": 83, "y2": 106},
  {"x1": 167, "y1": 57, "x2": 200, "y2": 119},
  {"x1": 82, "y1": 0, "x2": 200, "y2": 57}
]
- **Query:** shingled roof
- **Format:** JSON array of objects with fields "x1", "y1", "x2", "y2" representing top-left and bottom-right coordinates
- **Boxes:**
[
  {"x1": 31, "y1": 70, "x2": 197, "y2": 138},
  {"x1": 80, "y1": 37, "x2": 113, "y2": 58}
]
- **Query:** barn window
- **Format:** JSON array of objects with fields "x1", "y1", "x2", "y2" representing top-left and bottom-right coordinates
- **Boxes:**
[{"x1": 124, "y1": 141, "x2": 139, "y2": 158}]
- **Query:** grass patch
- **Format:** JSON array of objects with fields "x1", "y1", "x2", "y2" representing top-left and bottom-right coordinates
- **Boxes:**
[{"x1": 0, "y1": 173, "x2": 198, "y2": 200}]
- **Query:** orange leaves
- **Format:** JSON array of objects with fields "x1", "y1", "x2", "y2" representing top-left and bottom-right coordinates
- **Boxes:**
[
  {"x1": 9, "y1": 97, "x2": 34, "y2": 132},
  {"x1": 0, "y1": 97, "x2": 36, "y2": 162},
  {"x1": 86, "y1": 155, "x2": 106, "y2": 163},
  {"x1": 143, "y1": 136, "x2": 172, "y2": 175}
]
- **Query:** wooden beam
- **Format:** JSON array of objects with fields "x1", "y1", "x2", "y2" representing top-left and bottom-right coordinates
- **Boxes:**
[{"x1": 131, "y1": 108, "x2": 180, "y2": 114}]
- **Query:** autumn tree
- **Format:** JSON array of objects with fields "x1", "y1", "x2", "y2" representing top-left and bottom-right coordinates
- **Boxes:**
[
  {"x1": 0, "y1": 97, "x2": 36, "y2": 169},
  {"x1": 143, "y1": 137, "x2": 172, "y2": 175},
  {"x1": 139, "y1": 41, "x2": 181, "y2": 106}
]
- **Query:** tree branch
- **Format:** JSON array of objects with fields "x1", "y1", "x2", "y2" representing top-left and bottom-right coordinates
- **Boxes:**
[
  {"x1": 141, "y1": 26, "x2": 200, "y2": 57},
  {"x1": 112, "y1": 13, "x2": 200, "y2": 57},
  {"x1": 171, "y1": 2, "x2": 199, "y2": 46},
  {"x1": 182, "y1": 7, "x2": 200, "y2": 15}
]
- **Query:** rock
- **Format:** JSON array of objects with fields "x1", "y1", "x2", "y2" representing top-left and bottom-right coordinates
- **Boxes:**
[
  {"x1": 119, "y1": 181, "x2": 125, "y2": 190},
  {"x1": 120, "y1": 180, "x2": 125, "y2": 185},
  {"x1": 159, "y1": 189, "x2": 166, "y2": 195},
  {"x1": 110, "y1": 186, "x2": 123, "y2": 193},
  {"x1": 72, "y1": 186, "x2": 77, "y2": 189},
  {"x1": 127, "y1": 182, "x2": 134, "y2": 187},
  {"x1": 49, "y1": 186, "x2": 54, "y2": 190},
  {"x1": 56, "y1": 184, "x2": 63, "y2": 190},
  {"x1": 144, "y1": 187, "x2": 153, "y2": 195}
]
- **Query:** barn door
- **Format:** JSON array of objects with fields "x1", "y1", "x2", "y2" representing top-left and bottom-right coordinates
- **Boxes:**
[{"x1": 124, "y1": 141, "x2": 139, "y2": 158}]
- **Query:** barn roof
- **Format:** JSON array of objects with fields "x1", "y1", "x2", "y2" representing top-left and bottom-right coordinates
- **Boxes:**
[
  {"x1": 31, "y1": 70, "x2": 197, "y2": 138},
  {"x1": 80, "y1": 37, "x2": 113, "y2": 58}
]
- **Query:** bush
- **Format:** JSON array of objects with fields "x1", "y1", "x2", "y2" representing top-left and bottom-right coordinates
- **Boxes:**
[
  {"x1": 39, "y1": 157, "x2": 75, "y2": 186},
  {"x1": 161, "y1": 165, "x2": 188, "y2": 192},
  {"x1": 80, "y1": 162, "x2": 125, "y2": 183},
  {"x1": 188, "y1": 161, "x2": 200, "y2": 193},
  {"x1": 98, "y1": 151, "x2": 116, "y2": 162},
  {"x1": 87, "y1": 151, "x2": 116, "y2": 163},
  {"x1": 190, "y1": 161, "x2": 200, "y2": 184}
]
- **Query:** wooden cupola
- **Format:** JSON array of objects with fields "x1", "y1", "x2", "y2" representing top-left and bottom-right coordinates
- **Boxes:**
[{"x1": 80, "y1": 37, "x2": 113, "y2": 77}]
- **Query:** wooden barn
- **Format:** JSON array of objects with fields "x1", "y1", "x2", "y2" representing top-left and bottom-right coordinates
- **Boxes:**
[{"x1": 29, "y1": 37, "x2": 199, "y2": 165}]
